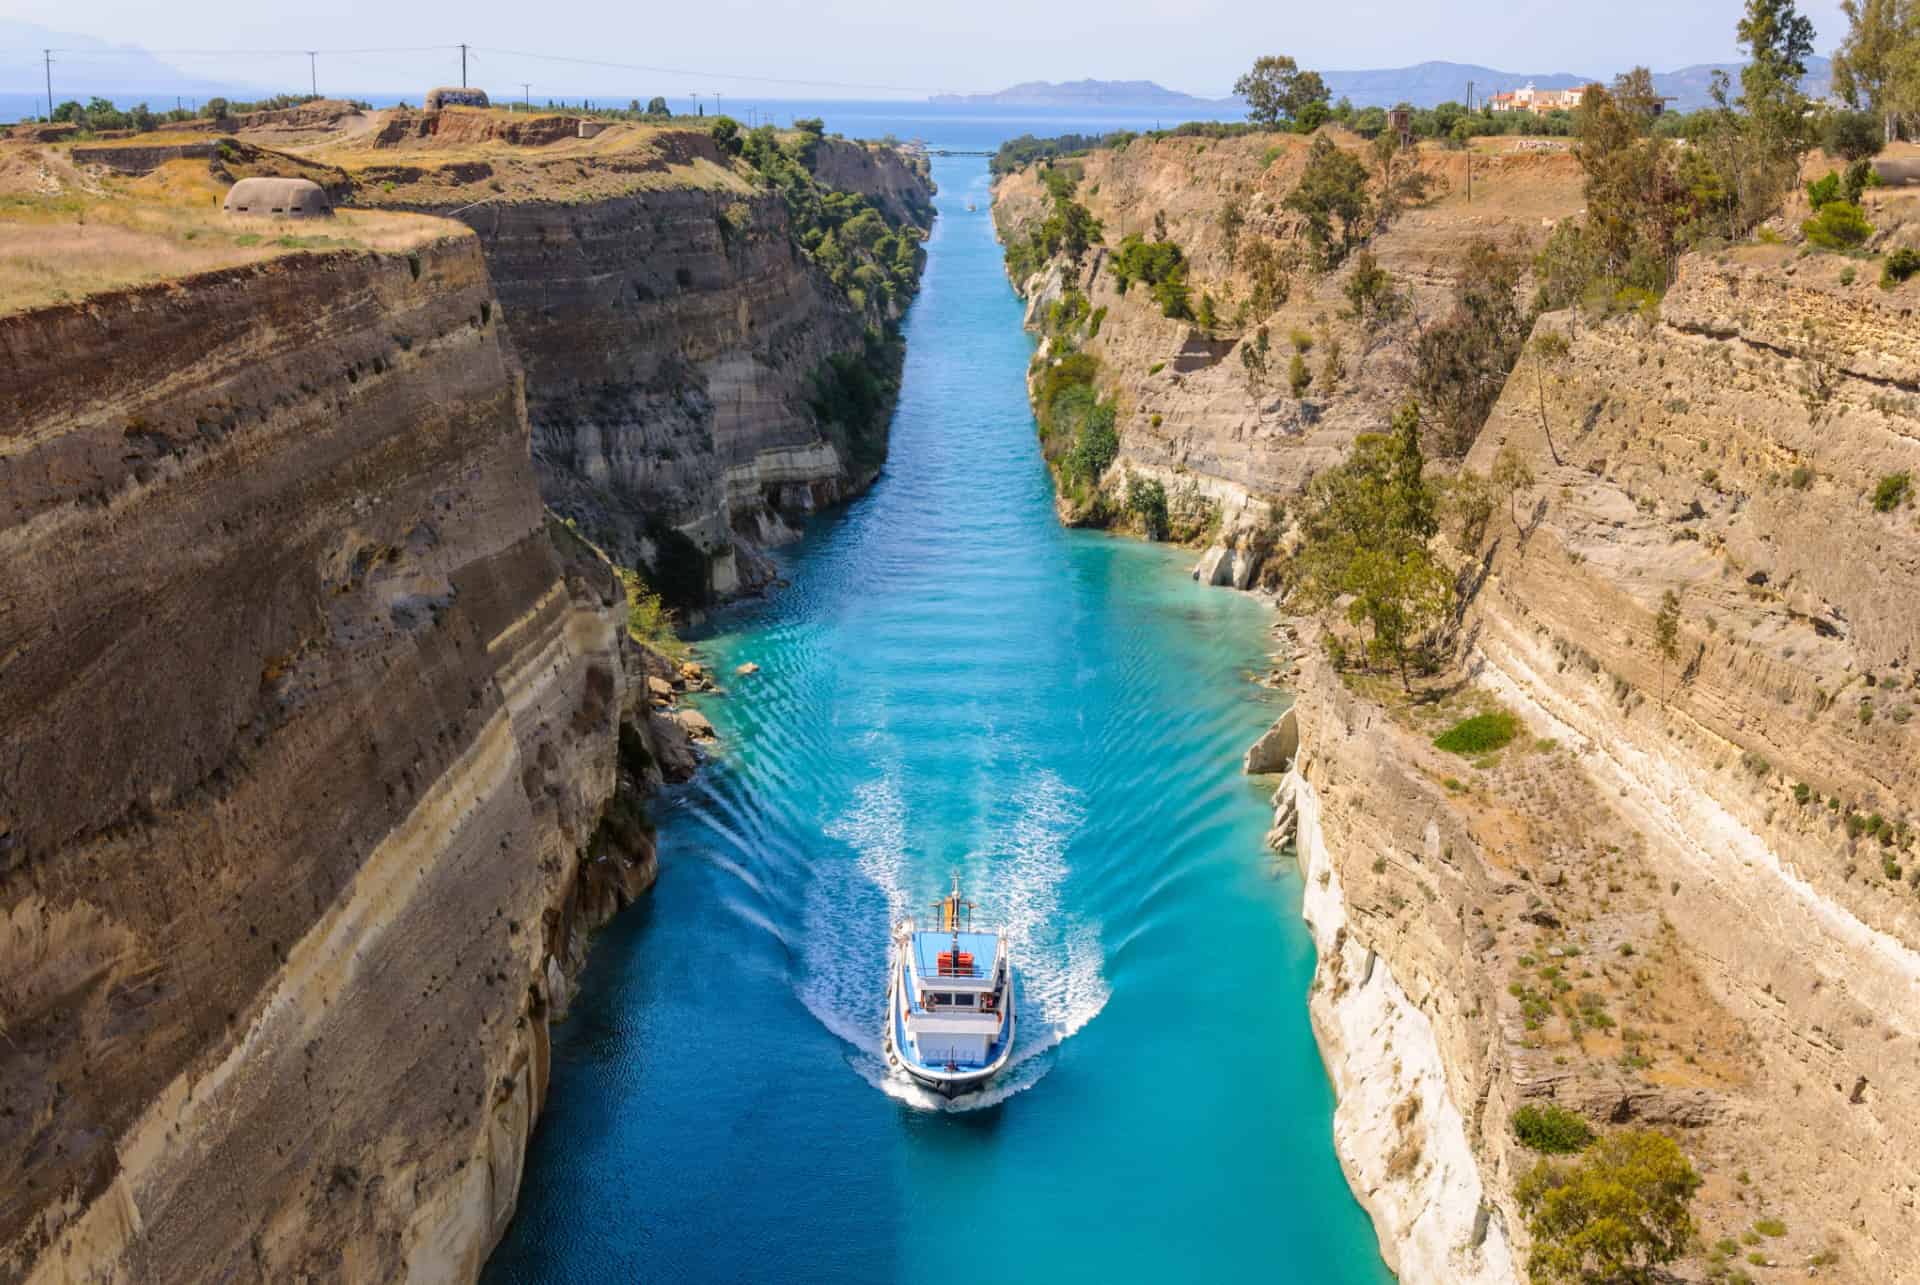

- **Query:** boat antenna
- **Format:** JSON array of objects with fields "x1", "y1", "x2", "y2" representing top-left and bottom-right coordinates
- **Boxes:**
[{"x1": 950, "y1": 871, "x2": 962, "y2": 970}]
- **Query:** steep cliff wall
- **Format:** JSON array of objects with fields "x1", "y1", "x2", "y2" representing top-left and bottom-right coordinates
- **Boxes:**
[
  {"x1": 1254, "y1": 251, "x2": 1920, "y2": 1281},
  {"x1": 1457, "y1": 254, "x2": 1920, "y2": 1277},
  {"x1": 0, "y1": 236, "x2": 670, "y2": 1282},
  {"x1": 993, "y1": 131, "x2": 1583, "y2": 576},
  {"x1": 346, "y1": 122, "x2": 935, "y2": 602}
]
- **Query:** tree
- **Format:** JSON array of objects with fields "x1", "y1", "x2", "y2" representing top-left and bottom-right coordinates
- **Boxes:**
[
  {"x1": 645, "y1": 95, "x2": 670, "y2": 117},
  {"x1": 1529, "y1": 331, "x2": 1570, "y2": 465},
  {"x1": 710, "y1": 116, "x2": 744, "y2": 156},
  {"x1": 1412, "y1": 237, "x2": 1533, "y2": 456},
  {"x1": 1611, "y1": 67, "x2": 1661, "y2": 122},
  {"x1": 1286, "y1": 136, "x2": 1373, "y2": 267},
  {"x1": 1492, "y1": 444, "x2": 1536, "y2": 528},
  {"x1": 1824, "y1": 108, "x2": 1887, "y2": 161},
  {"x1": 1573, "y1": 86, "x2": 1686, "y2": 288},
  {"x1": 1832, "y1": 0, "x2": 1918, "y2": 141},
  {"x1": 1235, "y1": 55, "x2": 1331, "y2": 128},
  {"x1": 1517, "y1": 1128, "x2": 1702, "y2": 1283},
  {"x1": 1655, "y1": 589, "x2": 1683, "y2": 702},
  {"x1": 1343, "y1": 249, "x2": 1404, "y2": 333},
  {"x1": 1295, "y1": 402, "x2": 1446, "y2": 691},
  {"x1": 1738, "y1": 0, "x2": 1818, "y2": 164}
]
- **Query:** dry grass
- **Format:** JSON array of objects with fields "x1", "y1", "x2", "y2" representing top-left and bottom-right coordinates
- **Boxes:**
[{"x1": 0, "y1": 153, "x2": 458, "y2": 315}]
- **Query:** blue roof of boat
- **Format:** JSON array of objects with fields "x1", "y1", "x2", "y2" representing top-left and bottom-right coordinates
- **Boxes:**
[{"x1": 912, "y1": 930, "x2": 998, "y2": 979}]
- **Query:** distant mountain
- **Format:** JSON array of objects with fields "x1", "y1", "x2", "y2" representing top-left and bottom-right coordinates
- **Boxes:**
[
  {"x1": 1319, "y1": 61, "x2": 1590, "y2": 109},
  {"x1": 0, "y1": 20, "x2": 266, "y2": 115},
  {"x1": 1653, "y1": 56, "x2": 1832, "y2": 109},
  {"x1": 1317, "y1": 57, "x2": 1834, "y2": 112},
  {"x1": 933, "y1": 56, "x2": 1838, "y2": 120},
  {"x1": 930, "y1": 80, "x2": 1226, "y2": 110}
]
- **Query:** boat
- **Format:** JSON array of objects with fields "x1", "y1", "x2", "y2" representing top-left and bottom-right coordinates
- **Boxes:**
[
  {"x1": 884, "y1": 875, "x2": 1017, "y2": 1098},
  {"x1": 966, "y1": 201, "x2": 978, "y2": 212}
]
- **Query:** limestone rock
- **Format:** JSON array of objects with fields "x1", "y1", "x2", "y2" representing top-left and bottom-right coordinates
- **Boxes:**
[{"x1": 674, "y1": 708, "x2": 717, "y2": 740}]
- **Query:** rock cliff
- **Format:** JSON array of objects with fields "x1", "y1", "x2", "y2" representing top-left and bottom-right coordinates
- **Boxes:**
[
  {"x1": 0, "y1": 233, "x2": 678, "y2": 1282},
  {"x1": 343, "y1": 122, "x2": 935, "y2": 603},
  {"x1": 1259, "y1": 250, "x2": 1920, "y2": 1281},
  {"x1": 993, "y1": 130, "x2": 1582, "y2": 573}
]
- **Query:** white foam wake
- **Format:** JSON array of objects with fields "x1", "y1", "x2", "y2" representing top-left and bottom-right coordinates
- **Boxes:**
[{"x1": 807, "y1": 765, "x2": 1109, "y2": 1111}]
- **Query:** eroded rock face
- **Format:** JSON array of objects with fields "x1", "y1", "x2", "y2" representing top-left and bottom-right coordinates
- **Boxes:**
[
  {"x1": 1455, "y1": 256, "x2": 1920, "y2": 1276},
  {"x1": 1265, "y1": 252, "x2": 1920, "y2": 1280},
  {"x1": 0, "y1": 239, "x2": 640, "y2": 1281},
  {"x1": 994, "y1": 132, "x2": 1587, "y2": 555},
  {"x1": 426, "y1": 149, "x2": 935, "y2": 603}
]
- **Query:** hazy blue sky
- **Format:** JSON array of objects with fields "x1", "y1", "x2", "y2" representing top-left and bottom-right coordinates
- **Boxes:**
[{"x1": 2, "y1": 0, "x2": 1853, "y2": 100}]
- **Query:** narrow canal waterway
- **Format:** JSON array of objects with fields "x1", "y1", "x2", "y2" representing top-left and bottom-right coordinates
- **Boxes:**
[{"x1": 485, "y1": 151, "x2": 1390, "y2": 1284}]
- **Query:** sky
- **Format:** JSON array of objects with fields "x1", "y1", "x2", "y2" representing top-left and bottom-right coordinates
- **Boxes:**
[{"x1": 0, "y1": 0, "x2": 1853, "y2": 102}]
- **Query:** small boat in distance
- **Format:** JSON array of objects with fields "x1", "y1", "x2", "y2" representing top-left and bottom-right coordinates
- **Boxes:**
[{"x1": 885, "y1": 875, "x2": 1016, "y2": 1098}]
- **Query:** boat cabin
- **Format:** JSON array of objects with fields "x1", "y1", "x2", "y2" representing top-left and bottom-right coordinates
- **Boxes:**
[{"x1": 903, "y1": 928, "x2": 1007, "y2": 1066}]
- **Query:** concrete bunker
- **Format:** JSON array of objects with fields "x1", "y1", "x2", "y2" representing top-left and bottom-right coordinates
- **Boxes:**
[
  {"x1": 426, "y1": 87, "x2": 491, "y2": 111},
  {"x1": 223, "y1": 177, "x2": 333, "y2": 218}
]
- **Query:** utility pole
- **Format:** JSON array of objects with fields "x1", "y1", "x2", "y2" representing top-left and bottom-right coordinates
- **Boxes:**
[
  {"x1": 521, "y1": 82, "x2": 531, "y2": 113},
  {"x1": 460, "y1": 43, "x2": 469, "y2": 89},
  {"x1": 308, "y1": 51, "x2": 318, "y2": 98},
  {"x1": 713, "y1": 91, "x2": 722, "y2": 119},
  {"x1": 43, "y1": 49, "x2": 53, "y2": 123},
  {"x1": 1465, "y1": 80, "x2": 1474, "y2": 204}
]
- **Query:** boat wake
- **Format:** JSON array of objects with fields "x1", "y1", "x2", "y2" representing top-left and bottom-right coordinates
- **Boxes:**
[{"x1": 803, "y1": 762, "x2": 1107, "y2": 1110}]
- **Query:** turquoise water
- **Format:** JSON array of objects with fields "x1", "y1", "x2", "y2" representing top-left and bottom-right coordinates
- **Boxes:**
[{"x1": 484, "y1": 155, "x2": 1389, "y2": 1284}]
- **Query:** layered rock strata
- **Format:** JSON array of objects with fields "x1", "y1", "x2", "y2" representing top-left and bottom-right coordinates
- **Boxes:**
[{"x1": 0, "y1": 236, "x2": 676, "y2": 1282}]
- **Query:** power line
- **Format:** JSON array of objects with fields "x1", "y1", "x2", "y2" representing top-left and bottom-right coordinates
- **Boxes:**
[
  {"x1": 470, "y1": 46, "x2": 984, "y2": 97},
  {"x1": 41, "y1": 44, "x2": 458, "y2": 58}
]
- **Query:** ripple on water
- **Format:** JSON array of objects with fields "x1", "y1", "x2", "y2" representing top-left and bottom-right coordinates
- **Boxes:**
[{"x1": 483, "y1": 148, "x2": 1390, "y2": 1285}]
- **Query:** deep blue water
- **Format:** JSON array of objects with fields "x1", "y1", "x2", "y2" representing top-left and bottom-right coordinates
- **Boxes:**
[{"x1": 482, "y1": 148, "x2": 1388, "y2": 1284}]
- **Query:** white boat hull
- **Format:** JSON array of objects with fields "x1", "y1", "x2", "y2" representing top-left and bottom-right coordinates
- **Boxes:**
[{"x1": 884, "y1": 940, "x2": 1017, "y2": 1099}]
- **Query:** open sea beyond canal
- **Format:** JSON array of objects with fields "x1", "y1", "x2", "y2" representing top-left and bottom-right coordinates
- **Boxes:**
[{"x1": 484, "y1": 130, "x2": 1392, "y2": 1284}]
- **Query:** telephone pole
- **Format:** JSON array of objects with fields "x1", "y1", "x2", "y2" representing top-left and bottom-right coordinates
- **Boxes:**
[
  {"x1": 1466, "y1": 80, "x2": 1475, "y2": 204},
  {"x1": 308, "y1": 51, "x2": 318, "y2": 98},
  {"x1": 460, "y1": 43, "x2": 470, "y2": 88},
  {"x1": 521, "y1": 82, "x2": 531, "y2": 113},
  {"x1": 43, "y1": 49, "x2": 54, "y2": 123}
]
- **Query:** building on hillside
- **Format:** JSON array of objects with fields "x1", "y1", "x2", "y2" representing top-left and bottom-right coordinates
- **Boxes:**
[
  {"x1": 1486, "y1": 83, "x2": 1588, "y2": 116},
  {"x1": 223, "y1": 177, "x2": 333, "y2": 218},
  {"x1": 426, "y1": 87, "x2": 490, "y2": 111}
]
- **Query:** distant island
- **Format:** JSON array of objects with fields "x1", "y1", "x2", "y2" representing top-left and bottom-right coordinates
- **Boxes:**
[{"x1": 937, "y1": 58, "x2": 1834, "y2": 115}]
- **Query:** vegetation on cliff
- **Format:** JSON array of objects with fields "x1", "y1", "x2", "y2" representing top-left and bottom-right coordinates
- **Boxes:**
[
  {"x1": 1517, "y1": 1129, "x2": 1703, "y2": 1284},
  {"x1": 729, "y1": 116, "x2": 928, "y2": 320},
  {"x1": 1290, "y1": 404, "x2": 1450, "y2": 690}
]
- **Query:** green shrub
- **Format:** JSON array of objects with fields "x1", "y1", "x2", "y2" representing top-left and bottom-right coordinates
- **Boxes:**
[
  {"x1": 1753, "y1": 1217, "x2": 1787, "y2": 1238},
  {"x1": 1872, "y1": 472, "x2": 1910, "y2": 512},
  {"x1": 1802, "y1": 202, "x2": 1872, "y2": 250},
  {"x1": 1110, "y1": 233, "x2": 1191, "y2": 318},
  {"x1": 1288, "y1": 352, "x2": 1312, "y2": 398},
  {"x1": 1884, "y1": 248, "x2": 1920, "y2": 288},
  {"x1": 1518, "y1": 1129, "x2": 1702, "y2": 1284},
  {"x1": 1435, "y1": 711, "x2": 1520, "y2": 755},
  {"x1": 1513, "y1": 1104, "x2": 1596, "y2": 1154},
  {"x1": 1125, "y1": 474, "x2": 1169, "y2": 540}
]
